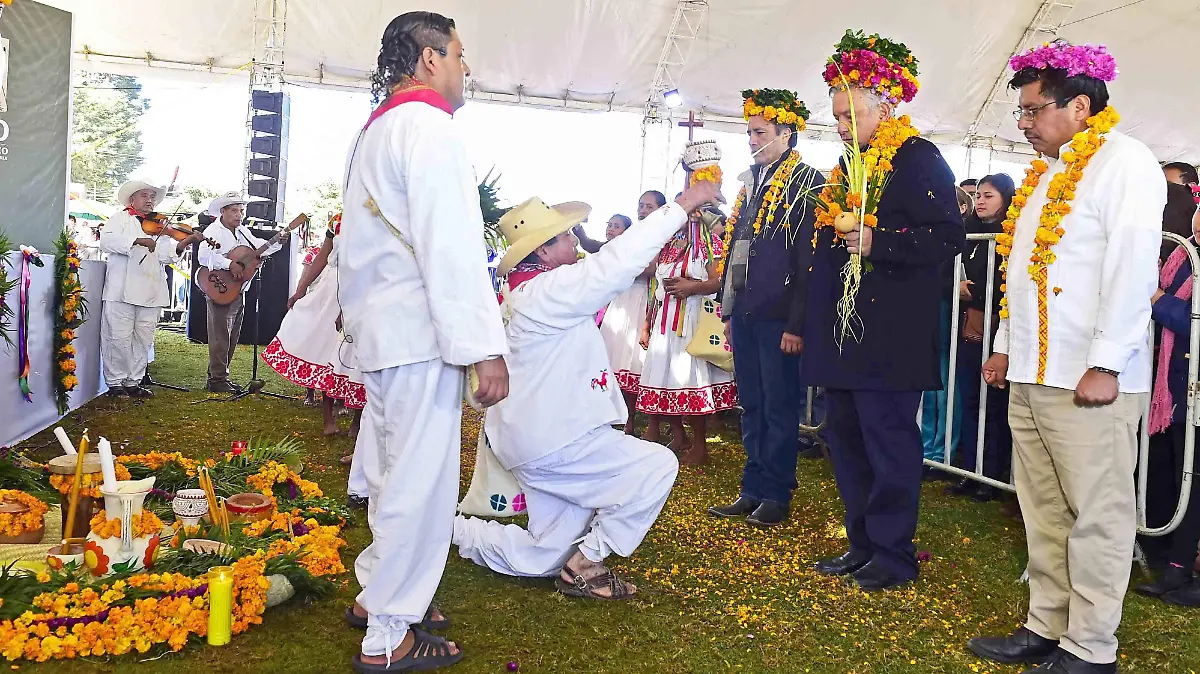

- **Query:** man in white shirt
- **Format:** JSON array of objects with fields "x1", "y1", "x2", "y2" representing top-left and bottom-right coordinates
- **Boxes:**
[
  {"x1": 454, "y1": 183, "x2": 721, "y2": 600},
  {"x1": 337, "y1": 12, "x2": 510, "y2": 673},
  {"x1": 969, "y1": 42, "x2": 1167, "y2": 674},
  {"x1": 196, "y1": 193, "x2": 284, "y2": 393},
  {"x1": 98, "y1": 180, "x2": 203, "y2": 398}
]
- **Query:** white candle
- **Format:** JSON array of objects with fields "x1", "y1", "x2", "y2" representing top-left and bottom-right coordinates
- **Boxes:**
[
  {"x1": 96, "y1": 437, "x2": 118, "y2": 492},
  {"x1": 53, "y1": 427, "x2": 77, "y2": 455}
]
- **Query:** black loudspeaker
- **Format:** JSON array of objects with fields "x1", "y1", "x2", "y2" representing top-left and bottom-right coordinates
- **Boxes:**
[
  {"x1": 246, "y1": 89, "x2": 290, "y2": 226},
  {"x1": 186, "y1": 229, "x2": 291, "y2": 346}
]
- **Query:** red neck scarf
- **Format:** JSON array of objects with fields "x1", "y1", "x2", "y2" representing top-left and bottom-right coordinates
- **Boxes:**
[{"x1": 364, "y1": 79, "x2": 455, "y2": 131}]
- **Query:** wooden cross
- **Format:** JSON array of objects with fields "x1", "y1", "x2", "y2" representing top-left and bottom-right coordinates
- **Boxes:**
[{"x1": 678, "y1": 110, "x2": 704, "y2": 141}]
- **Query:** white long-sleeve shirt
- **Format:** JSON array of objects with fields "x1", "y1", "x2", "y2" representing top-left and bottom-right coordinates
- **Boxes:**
[
  {"x1": 196, "y1": 222, "x2": 283, "y2": 294},
  {"x1": 487, "y1": 202, "x2": 688, "y2": 469},
  {"x1": 98, "y1": 209, "x2": 181, "y2": 308},
  {"x1": 338, "y1": 98, "x2": 507, "y2": 373},
  {"x1": 993, "y1": 130, "x2": 1166, "y2": 393}
]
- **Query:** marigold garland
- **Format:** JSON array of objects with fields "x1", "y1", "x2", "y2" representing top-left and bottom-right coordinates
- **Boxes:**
[
  {"x1": 88, "y1": 510, "x2": 164, "y2": 540},
  {"x1": 688, "y1": 164, "x2": 723, "y2": 187},
  {"x1": 48, "y1": 464, "x2": 132, "y2": 499},
  {"x1": 264, "y1": 523, "x2": 346, "y2": 577},
  {"x1": 0, "y1": 490, "x2": 48, "y2": 538},
  {"x1": 0, "y1": 554, "x2": 271, "y2": 662},
  {"x1": 52, "y1": 229, "x2": 87, "y2": 414},
  {"x1": 815, "y1": 115, "x2": 920, "y2": 237},
  {"x1": 716, "y1": 188, "x2": 746, "y2": 276},
  {"x1": 995, "y1": 106, "x2": 1120, "y2": 384},
  {"x1": 115, "y1": 452, "x2": 199, "y2": 476}
]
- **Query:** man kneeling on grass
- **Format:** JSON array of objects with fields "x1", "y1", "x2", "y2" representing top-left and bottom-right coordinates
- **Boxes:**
[{"x1": 453, "y1": 181, "x2": 724, "y2": 598}]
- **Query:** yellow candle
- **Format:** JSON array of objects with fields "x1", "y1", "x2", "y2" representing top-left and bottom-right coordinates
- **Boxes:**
[{"x1": 207, "y1": 565, "x2": 234, "y2": 646}]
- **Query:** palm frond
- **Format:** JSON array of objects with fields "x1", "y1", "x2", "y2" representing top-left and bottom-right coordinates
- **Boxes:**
[{"x1": 0, "y1": 562, "x2": 44, "y2": 620}]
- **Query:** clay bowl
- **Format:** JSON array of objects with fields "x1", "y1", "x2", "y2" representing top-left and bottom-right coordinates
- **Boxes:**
[{"x1": 225, "y1": 493, "x2": 273, "y2": 523}]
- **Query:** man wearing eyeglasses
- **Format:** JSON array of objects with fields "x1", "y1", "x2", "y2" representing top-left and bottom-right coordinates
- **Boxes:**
[{"x1": 970, "y1": 42, "x2": 1166, "y2": 674}]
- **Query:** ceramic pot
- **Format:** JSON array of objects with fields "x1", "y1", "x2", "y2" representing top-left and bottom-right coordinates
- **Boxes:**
[
  {"x1": 682, "y1": 139, "x2": 721, "y2": 170},
  {"x1": 226, "y1": 493, "x2": 273, "y2": 522},
  {"x1": 171, "y1": 488, "x2": 209, "y2": 527},
  {"x1": 0, "y1": 499, "x2": 45, "y2": 544},
  {"x1": 46, "y1": 543, "x2": 84, "y2": 571}
]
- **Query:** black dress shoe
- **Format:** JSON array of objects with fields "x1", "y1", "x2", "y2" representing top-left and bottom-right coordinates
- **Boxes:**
[
  {"x1": 968, "y1": 626, "x2": 1060, "y2": 665},
  {"x1": 707, "y1": 496, "x2": 760, "y2": 518},
  {"x1": 815, "y1": 550, "x2": 871, "y2": 576},
  {"x1": 850, "y1": 561, "x2": 913, "y2": 591},
  {"x1": 1163, "y1": 578, "x2": 1200, "y2": 608},
  {"x1": 944, "y1": 478, "x2": 977, "y2": 497},
  {"x1": 1020, "y1": 648, "x2": 1116, "y2": 673},
  {"x1": 1134, "y1": 564, "x2": 1192, "y2": 598},
  {"x1": 746, "y1": 501, "x2": 788, "y2": 527},
  {"x1": 347, "y1": 494, "x2": 369, "y2": 510},
  {"x1": 127, "y1": 385, "x2": 154, "y2": 398}
]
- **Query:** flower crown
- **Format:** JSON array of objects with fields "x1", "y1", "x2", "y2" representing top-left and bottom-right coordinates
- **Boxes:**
[
  {"x1": 1009, "y1": 40, "x2": 1118, "y2": 82},
  {"x1": 823, "y1": 29, "x2": 920, "y2": 105},
  {"x1": 742, "y1": 89, "x2": 810, "y2": 130}
]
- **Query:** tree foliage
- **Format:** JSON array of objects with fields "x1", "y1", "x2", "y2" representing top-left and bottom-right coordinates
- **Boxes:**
[{"x1": 70, "y1": 74, "x2": 149, "y2": 199}]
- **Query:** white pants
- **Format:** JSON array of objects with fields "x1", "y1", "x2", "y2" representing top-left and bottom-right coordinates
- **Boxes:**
[
  {"x1": 347, "y1": 410, "x2": 375, "y2": 499},
  {"x1": 100, "y1": 301, "x2": 158, "y2": 388},
  {"x1": 355, "y1": 360, "x2": 463, "y2": 658},
  {"x1": 453, "y1": 427, "x2": 679, "y2": 577}
]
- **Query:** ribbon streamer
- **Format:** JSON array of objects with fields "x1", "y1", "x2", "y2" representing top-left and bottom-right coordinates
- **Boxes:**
[{"x1": 17, "y1": 247, "x2": 43, "y2": 402}]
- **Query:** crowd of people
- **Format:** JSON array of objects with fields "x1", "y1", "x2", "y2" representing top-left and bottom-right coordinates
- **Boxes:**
[{"x1": 81, "y1": 10, "x2": 1200, "y2": 674}]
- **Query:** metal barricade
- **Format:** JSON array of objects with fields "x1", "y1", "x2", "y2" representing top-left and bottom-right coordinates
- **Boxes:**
[{"x1": 915, "y1": 231, "x2": 1199, "y2": 540}]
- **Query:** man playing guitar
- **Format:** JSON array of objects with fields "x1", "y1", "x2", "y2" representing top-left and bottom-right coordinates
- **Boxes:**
[{"x1": 196, "y1": 193, "x2": 286, "y2": 393}]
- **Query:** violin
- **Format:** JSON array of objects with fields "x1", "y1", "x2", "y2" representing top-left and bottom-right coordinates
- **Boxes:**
[{"x1": 140, "y1": 212, "x2": 221, "y2": 249}]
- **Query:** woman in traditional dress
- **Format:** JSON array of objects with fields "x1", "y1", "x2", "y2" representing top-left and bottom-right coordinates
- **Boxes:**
[
  {"x1": 599, "y1": 212, "x2": 653, "y2": 433},
  {"x1": 261, "y1": 214, "x2": 365, "y2": 440},
  {"x1": 637, "y1": 207, "x2": 737, "y2": 465}
]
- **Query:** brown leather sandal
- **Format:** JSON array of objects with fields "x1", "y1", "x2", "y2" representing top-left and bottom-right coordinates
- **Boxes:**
[{"x1": 555, "y1": 563, "x2": 637, "y2": 600}]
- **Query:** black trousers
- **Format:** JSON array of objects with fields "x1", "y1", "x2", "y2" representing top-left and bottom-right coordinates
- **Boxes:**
[
  {"x1": 1141, "y1": 424, "x2": 1200, "y2": 568},
  {"x1": 955, "y1": 338, "x2": 1012, "y2": 483}
]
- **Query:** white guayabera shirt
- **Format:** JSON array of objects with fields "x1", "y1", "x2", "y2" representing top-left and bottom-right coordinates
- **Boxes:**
[{"x1": 994, "y1": 129, "x2": 1166, "y2": 393}]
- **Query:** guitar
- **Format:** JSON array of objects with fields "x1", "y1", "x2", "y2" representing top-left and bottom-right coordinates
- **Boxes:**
[{"x1": 198, "y1": 213, "x2": 309, "y2": 306}]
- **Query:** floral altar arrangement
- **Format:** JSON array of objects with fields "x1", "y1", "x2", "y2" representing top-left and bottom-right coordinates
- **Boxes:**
[
  {"x1": 816, "y1": 29, "x2": 922, "y2": 347},
  {"x1": 0, "y1": 437, "x2": 349, "y2": 664},
  {"x1": 52, "y1": 229, "x2": 88, "y2": 415}
]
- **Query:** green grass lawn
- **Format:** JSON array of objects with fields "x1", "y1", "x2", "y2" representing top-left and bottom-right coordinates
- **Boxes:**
[{"x1": 10, "y1": 330, "x2": 1200, "y2": 673}]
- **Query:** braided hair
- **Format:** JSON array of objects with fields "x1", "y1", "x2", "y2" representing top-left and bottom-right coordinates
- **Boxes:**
[{"x1": 370, "y1": 12, "x2": 456, "y2": 103}]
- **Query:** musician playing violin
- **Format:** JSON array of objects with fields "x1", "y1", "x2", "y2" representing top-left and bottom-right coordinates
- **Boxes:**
[
  {"x1": 196, "y1": 193, "x2": 284, "y2": 393},
  {"x1": 98, "y1": 180, "x2": 205, "y2": 398}
]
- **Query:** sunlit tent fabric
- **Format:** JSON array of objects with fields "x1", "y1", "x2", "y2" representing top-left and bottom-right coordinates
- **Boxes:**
[{"x1": 38, "y1": 0, "x2": 1200, "y2": 163}]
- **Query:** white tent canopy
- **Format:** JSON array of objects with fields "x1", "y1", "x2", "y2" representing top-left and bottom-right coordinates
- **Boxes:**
[{"x1": 40, "y1": 0, "x2": 1200, "y2": 163}]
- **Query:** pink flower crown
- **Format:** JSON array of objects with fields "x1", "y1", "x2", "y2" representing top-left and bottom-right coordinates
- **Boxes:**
[
  {"x1": 823, "y1": 31, "x2": 920, "y2": 106},
  {"x1": 1009, "y1": 41, "x2": 1118, "y2": 82}
]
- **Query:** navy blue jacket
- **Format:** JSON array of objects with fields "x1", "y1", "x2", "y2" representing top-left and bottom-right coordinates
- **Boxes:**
[
  {"x1": 1152, "y1": 253, "x2": 1194, "y2": 425},
  {"x1": 718, "y1": 155, "x2": 823, "y2": 335},
  {"x1": 801, "y1": 137, "x2": 965, "y2": 391}
]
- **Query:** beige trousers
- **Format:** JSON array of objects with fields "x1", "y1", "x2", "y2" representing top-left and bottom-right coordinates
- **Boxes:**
[{"x1": 1009, "y1": 383, "x2": 1145, "y2": 665}]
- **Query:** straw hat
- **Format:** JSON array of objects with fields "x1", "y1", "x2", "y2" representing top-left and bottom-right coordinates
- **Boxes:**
[
  {"x1": 115, "y1": 180, "x2": 165, "y2": 208},
  {"x1": 207, "y1": 193, "x2": 249, "y2": 216},
  {"x1": 496, "y1": 198, "x2": 591, "y2": 277}
]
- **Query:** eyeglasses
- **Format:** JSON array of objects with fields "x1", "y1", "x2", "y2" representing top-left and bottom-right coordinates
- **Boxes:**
[{"x1": 1012, "y1": 100, "x2": 1058, "y2": 122}]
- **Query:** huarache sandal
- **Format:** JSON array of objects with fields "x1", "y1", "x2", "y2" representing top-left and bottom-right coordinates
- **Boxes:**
[
  {"x1": 350, "y1": 628, "x2": 463, "y2": 673},
  {"x1": 345, "y1": 605, "x2": 452, "y2": 631},
  {"x1": 555, "y1": 563, "x2": 637, "y2": 600}
]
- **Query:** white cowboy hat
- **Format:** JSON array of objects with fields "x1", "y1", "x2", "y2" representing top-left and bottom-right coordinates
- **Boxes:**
[
  {"x1": 207, "y1": 193, "x2": 249, "y2": 217},
  {"x1": 496, "y1": 198, "x2": 592, "y2": 277},
  {"x1": 115, "y1": 180, "x2": 165, "y2": 208}
]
